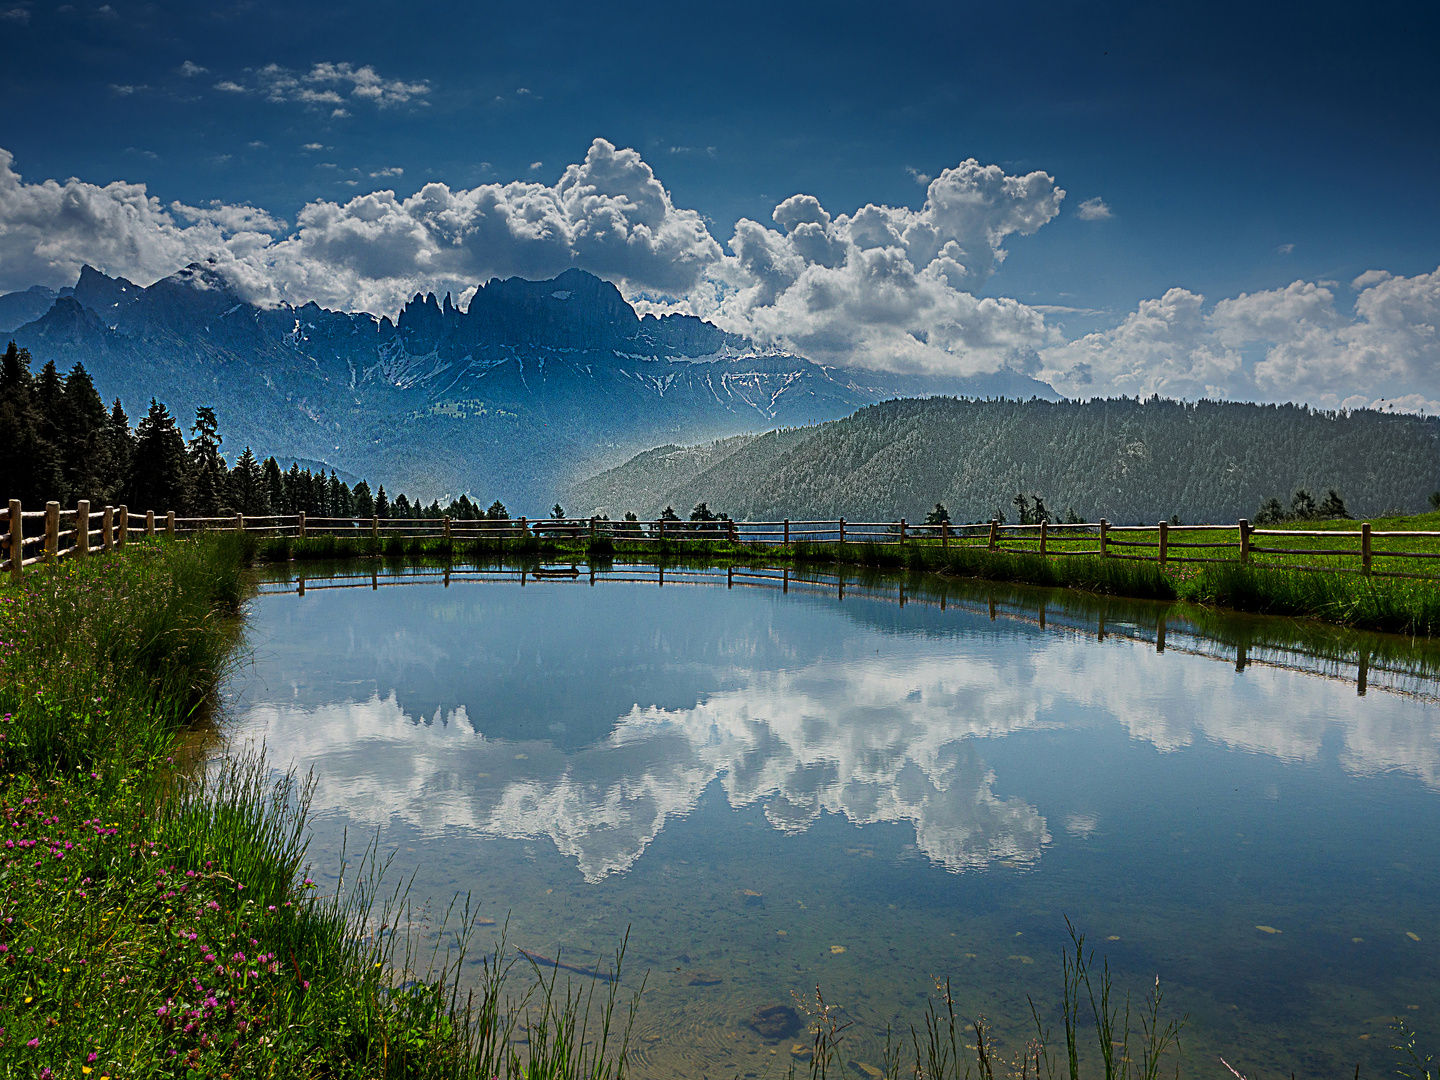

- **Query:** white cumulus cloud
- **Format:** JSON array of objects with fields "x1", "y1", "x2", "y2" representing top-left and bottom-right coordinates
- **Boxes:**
[
  {"x1": 674, "y1": 159, "x2": 1068, "y2": 374},
  {"x1": 1076, "y1": 197, "x2": 1111, "y2": 220},
  {"x1": 1038, "y1": 269, "x2": 1440, "y2": 410},
  {"x1": 3, "y1": 138, "x2": 1439, "y2": 409}
]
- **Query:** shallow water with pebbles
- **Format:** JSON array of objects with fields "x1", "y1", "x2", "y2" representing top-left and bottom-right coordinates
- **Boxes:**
[{"x1": 221, "y1": 562, "x2": 1440, "y2": 1078}]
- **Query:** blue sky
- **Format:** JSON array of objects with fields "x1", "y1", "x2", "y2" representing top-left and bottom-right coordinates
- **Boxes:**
[{"x1": 2, "y1": 0, "x2": 1438, "y2": 408}]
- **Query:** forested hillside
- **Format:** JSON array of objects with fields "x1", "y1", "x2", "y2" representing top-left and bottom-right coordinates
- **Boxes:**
[{"x1": 568, "y1": 396, "x2": 1440, "y2": 524}]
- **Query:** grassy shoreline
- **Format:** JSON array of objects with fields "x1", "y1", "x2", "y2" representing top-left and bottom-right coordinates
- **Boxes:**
[
  {"x1": 0, "y1": 535, "x2": 642, "y2": 1078},
  {"x1": 5, "y1": 535, "x2": 1419, "y2": 1078},
  {"x1": 253, "y1": 527, "x2": 1440, "y2": 637}
]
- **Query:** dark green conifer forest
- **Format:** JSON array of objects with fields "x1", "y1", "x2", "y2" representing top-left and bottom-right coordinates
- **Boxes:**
[{"x1": 0, "y1": 342, "x2": 501, "y2": 522}]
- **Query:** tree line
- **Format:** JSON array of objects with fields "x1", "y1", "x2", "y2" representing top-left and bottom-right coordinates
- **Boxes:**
[{"x1": 0, "y1": 344, "x2": 512, "y2": 520}]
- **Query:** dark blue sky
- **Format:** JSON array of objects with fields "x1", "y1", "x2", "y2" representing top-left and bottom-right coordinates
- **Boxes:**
[{"x1": 2, "y1": 0, "x2": 1437, "y2": 405}]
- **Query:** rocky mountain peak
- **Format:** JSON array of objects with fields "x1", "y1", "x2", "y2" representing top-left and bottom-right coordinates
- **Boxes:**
[{"x1": 72, "y1": 264, "x2": 141, "y2": 322}]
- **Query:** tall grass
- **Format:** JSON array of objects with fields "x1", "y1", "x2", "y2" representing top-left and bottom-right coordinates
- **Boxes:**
[
  {"x1": 783, "y1": 922, "x2": 1185, "y2": 1080},
  {"x1": 0, "y1": 533, "x2": 254, "y2": 774},
  {"x1": 0, "y1": 536, "x2": 645, "y2": 1079},
  {"x1": 1179, "y1": 562, "x2": 1440, "y2": 636}
]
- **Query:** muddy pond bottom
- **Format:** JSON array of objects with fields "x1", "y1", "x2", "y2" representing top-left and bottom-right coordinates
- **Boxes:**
[{"x1": 220, "y1": 562, "x2": 1440, "y2": 1078}]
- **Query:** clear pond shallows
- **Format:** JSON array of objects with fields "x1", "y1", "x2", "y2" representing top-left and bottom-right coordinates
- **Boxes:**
[{"x1": 220, "y1": 562, "x2": 1440, "y2": 1078}]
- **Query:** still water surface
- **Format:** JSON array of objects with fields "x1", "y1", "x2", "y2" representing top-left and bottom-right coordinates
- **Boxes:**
[{"x1": 220, "y1": 563, "x2": 1440, "y2": 1078}]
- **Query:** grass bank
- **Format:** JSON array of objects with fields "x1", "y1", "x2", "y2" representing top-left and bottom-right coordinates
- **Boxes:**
[
  {"x1": 0, "y1": 536, "x2": 640, "y2": 1078},
  {"x1": 5, "y1": 535, "x2": 1427, "y2": 1078},
  {"x1": 255, "y1": 524, "x2": 1440, "y2": 637}
]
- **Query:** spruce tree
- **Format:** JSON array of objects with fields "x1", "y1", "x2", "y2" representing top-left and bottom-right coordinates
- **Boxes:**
[
  {"x1": 283, "y1": 463, "x2": 303, "y2": 515},
  {"x1": 262, "y1": 457, "x2": 284, "y2": 514},
  {"x1": 187, "y1": 406, "x2": 229, "y2": 515},
  {"x1": 228, "y1": 448, "x2": 271, "y2": 516},
  {"x1": 0, "y1": 342, "x2": 59, "y2": 503},
  {"x1": 59, "y1": 365, "x2": 111, "y2": 506},
  {"x1": 328, "y1": 472, "x2": 347, "y2": 517},
  {"x1": 352, "y1": 480, "x2": 375, "y2": 517},
  {"x1": 129, "y1": 399, "x2": 189, "y2": 512},
  {"x1": 32, "y1": 361, "x2": 66, "y2": 499},
  {"x1": 486, "y1": 500, "x2": 507, "y2": 520},
  {"x1": 105, "y1": 399, "x2": 133, "y2": 504},
  {"x1": 374, "y1": 485, "x2": 390, "y2": 519}
]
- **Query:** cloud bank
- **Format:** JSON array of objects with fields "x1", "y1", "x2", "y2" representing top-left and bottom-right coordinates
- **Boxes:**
[
  {"x1": 1038, "y1": 273, "x2": 1440, "y2": 412},
  {"x1": 0, "y1": 139, "x2": 1436, "y2": 410}
]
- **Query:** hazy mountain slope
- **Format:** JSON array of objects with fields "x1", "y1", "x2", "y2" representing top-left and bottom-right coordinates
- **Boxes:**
[
  {"x1": 569, "y1": 396, "x2": 1440, "y2": 523},
  {"x1": 10, "y1": 263, "x2": 1058, "y2": 509},
  {"x1": 568, "y1": 428, "x2": 816, "y2": 517},
  {"x1": 0, "y1": 285, "x2": 69, "y2": 332}
]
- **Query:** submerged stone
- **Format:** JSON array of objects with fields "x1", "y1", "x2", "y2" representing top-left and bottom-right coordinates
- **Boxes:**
[{"x1": 749, "y1": 1004, "x2": 802, "y2": 1039}]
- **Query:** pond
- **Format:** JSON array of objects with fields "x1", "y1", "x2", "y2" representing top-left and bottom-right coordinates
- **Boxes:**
[{"x1": 219, "y1": 561, "x2": 1440, "y2": 1079}]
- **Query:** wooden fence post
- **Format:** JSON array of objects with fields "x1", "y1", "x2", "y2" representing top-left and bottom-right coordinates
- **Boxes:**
[
  {"x1": 590, "y1": 516, "x2": 597, "y2": 541},
  {"x1": 102, "y1": 506, "x2": 113, "y2": 551},
  {"x1": 166, "y1": 511, "x2": 176, "y2": 540},
  {"x1": 371, "y1": 515, "x2": 379, "y2": 539},
  {"x1": 1238, "y1": 518, "x2": 1250, "y2": 564},
  {"x1": 1099, "y1": 519, "x2": 1109, "y2": 558},
  {"x1": 116, "y1": 505, "x2": 128, "y2": 549},
  {"x1": 76, "y1": 500, "x2": 90, "y2": 557},
  {"x1": 7, "y1": 499, "x2": 20, "y2": 581},
  {"x1": 235, "y1": 513, "x2": 244, "y2": 533},
  {"x1": 658, "y1": 517, "x2": 665, "y2": 543},
  {"x1": 1157, "y1": 519, "x2": 1168, "y2": 565},
  {"x1": 784, "y1": 519, "x2": 790, "y2": 546},
  {"x1": 146, "y1": 510, "x2": 155, "y2": 537},
  {"x1": 898, "y1": 519, "x2": 906, "y2": 545},
  {"x1": 942, "y1": 519, "x2": 949, "y2": 550},
  {"x1": 1361, "y1": 521, "x2": 1372, "y2": 575},
  {"x1": 1039, "y1": 519, "x2": 1047, "y2": 556},
  {"x1": 44, "y1": 501, "x2": 59, "y2": 563},
  {"x1": 519, "y1": 516, "x2": 528, "y2": 539},
  {"x1": 298, "y1": 511, "x2": 307, "y2": 539},
  {"x1": 443, "y1": 515, "x2": 451, "y2": 539},
  {"x1": 729, "y1": 519, "x2": 738, "y2": 544},
  {"x1": 838, "y1": 518, "x2": 845, "y2": 545},
  {"x1": 988, "y1": 519, "x2": 998, "y2": 551}
]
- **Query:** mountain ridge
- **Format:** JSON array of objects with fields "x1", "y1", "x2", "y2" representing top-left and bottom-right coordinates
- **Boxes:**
[
  {"x1": 4, "y1": 263, "x2": 1058, "y2": 506},
  {"x1": 567, "y1": 395, "x2": 1440, "y2": 523}
]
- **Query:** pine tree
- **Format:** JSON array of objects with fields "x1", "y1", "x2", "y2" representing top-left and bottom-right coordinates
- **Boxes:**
[
  {"x1": 375, "y1": 486, "x2": 390, "y2": 519},
  {"x1": 129, "y1": 399, "x2": 189, "y2": 512},
  {"x1": 32, "y1": 361, "x2": 66, "y2": 500},
  {"x1": 485, "y1": 500, "x2": 507, "y2": 520},
  {"x1": 56, "y1": 364, "x2": 111, "y2": 506},
  {"x1": 1318, "y1": 489, "x2": 1350, "y2": 519},
  {"x1": 187, "y1": 406, "x2": 229, "y2": 515},
  {"x1": 105, "y1": 399, "x2": 133, "y2": 504},
  {"x1": 228, "y1": 448, "x2": 271, "y2": 516},
  {"x1": 0, "y1": 341, "x2": 59, "y2": 503},
  {"x1": 261, "y1": 457, "x2": 284, "y2": 515},
  {"x1": 352, "y1": 481, "x2": 374, "y2": 517},
  {"x1": 1290, "y1": 488, "x2": 1319, "y2": 520},
  {"x1": 924, "y1": 503, "x2": 950, "y2": 525},
  {"x1": 282, "y1": 463, "x2": 303, "y2": 515},
  {"x1": 328, "y1": 472, "x2": 348, "y2": 517}
]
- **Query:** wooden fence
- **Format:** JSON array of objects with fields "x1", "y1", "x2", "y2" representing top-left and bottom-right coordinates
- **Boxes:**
[{"x1": 5, "y1": 498, "x2": 1440, "y2": 582}]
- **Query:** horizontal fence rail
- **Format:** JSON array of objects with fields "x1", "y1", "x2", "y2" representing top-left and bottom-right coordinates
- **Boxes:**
[{"x1": 5, "y1": 499, "x2": 1440, "y2": 582}]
